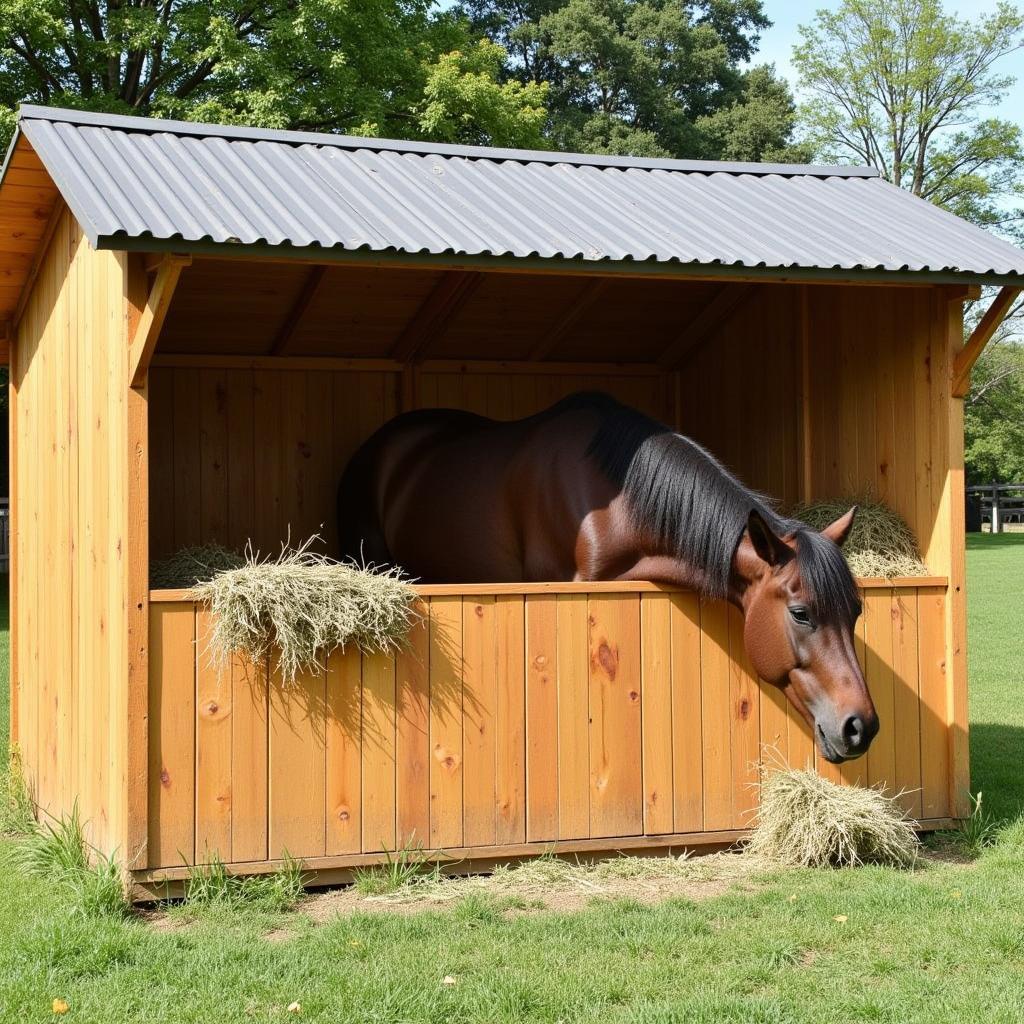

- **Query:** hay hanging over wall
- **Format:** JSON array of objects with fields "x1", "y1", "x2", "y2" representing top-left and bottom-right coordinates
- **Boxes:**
[
  {"x1": 747, "y1": 767, "x2": 919, "y2": 868},
  {"x1": 150, "y1": 544, "x2": 246, "y2": 589},
  {"x1": 789, "y1": 499, "x2": 929, "y2": 578},
  {"x1": 191, "y1": 537, "x2": 419, "y2": 685}
]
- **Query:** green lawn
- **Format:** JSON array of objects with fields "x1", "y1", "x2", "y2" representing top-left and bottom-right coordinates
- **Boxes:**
[{"x1": 1, "y1": 540, "x2": 1024, "y2": 1023}]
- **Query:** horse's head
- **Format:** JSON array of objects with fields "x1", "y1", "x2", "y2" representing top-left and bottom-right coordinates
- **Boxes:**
[{"x1": 736, "y1": 507, "x2": 878, "y2": 763}]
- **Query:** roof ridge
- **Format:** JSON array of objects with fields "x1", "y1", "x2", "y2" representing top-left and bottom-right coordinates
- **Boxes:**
[{"x1": 16, "y1": 103, "x2": 880, "y2": 179}]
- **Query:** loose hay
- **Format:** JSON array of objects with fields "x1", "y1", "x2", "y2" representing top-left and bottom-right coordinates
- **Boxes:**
[
  {"x1": 192, "y1": 537, "x2": 418, "y2": 684},
  {"x1": 150, "y1": 543, "x2": 246, "y2": 589},
  {"x1": 748, "y1": 767, "x2": 920, "y2": 868},
  {"x1": 789, "y1": 499, "x2": 929, "y2": 578}
]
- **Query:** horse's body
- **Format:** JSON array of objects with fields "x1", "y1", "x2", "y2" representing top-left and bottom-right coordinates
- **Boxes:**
[{"x1": 339, "y1": 392, "x2": 878, "y2": 762}]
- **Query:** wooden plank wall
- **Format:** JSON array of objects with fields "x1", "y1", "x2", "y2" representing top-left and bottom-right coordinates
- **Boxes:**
[
  {"x1": 146, "y1": 582, "x2": 946, "y2": 871},
  {"x1": 10, "y1": 208, "x2": 134, "y2": 855},
  {"x1": 693, "y1": 283, "x2": 967, "y2": 814},
  {"x1": 147, "y1": 366, "x2": 670, "y2": 558},
  {"x1": 678, "y1": 285, "x2": 802, "y2": 506}
]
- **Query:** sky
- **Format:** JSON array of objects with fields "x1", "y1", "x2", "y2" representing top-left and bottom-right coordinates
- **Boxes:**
[
  {"x1": 754, "y1": 1, "x2": 1024, "y2": 124},
  {"x1": 435, "y1": 0, "x2": 1024, "y2": 141}
]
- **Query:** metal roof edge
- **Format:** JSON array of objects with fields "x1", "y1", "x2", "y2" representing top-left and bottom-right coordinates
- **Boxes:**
[
  {"x1": 15, "y1": 120, "x2": 103, "y2": 247},
  {"x1": 17, "y1": 103, "x2": 880, "y2": 179},
  {"x1": 98, "y1": 233, "x2": 1024, "y2": 287},
  {"x1": 0, "y1": 122, "x2": 24, "y2": 191}
]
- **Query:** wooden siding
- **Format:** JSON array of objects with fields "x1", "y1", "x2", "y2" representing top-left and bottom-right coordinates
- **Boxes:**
[
  {"x1": 10, "y1": 208, "x2": 141, "y2": 858},
  {"x1": 145, "y1": 582, "x2": 948, "y2": 871}
]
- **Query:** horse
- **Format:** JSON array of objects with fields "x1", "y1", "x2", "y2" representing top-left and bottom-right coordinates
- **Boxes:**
[{"x1": 338, "y1": 391, "x2": 878, "y2": 763}]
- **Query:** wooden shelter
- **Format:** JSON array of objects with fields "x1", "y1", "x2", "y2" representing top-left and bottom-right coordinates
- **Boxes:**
[{"x1": 3, "y1": 106, "x2": 1022, "y2": 897}]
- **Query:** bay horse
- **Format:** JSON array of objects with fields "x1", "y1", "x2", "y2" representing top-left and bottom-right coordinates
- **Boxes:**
[{"x1": 338, "y1": 392, "x2": 877, "y2": 763}]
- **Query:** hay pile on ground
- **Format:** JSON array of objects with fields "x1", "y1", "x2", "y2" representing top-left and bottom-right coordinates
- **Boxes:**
[
  {"x1": 150, "y1": 544, "x2": 246, "y2": 588},
  {"x1": 192, "y1": 537, "x2": 418, "y2": 684},
  {"x1": 790, "y1": 499, "x2": 929, "y2": 578},
  {"x1": 748, "y1": 767, "x2": 919, "y2": 868}
]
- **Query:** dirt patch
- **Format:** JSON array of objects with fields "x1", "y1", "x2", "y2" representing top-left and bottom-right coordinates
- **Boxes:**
[
  {"x1": 297, "y1": 850, "x2": 767, "y2": 923},
  {"x1": 135, "y1": 907, "x2": 191, "y2": 934}
]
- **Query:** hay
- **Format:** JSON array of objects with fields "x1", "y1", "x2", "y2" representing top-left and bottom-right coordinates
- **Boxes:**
[
  {"x1": 150, "y1": 543, "x2": 246, "y2": 589},
  {"x1": 747, "y1": 767, "x2": 919, "y2": 868},
  {"x1": 789, "y1": 499, "x2": 929, "y2": 578},
  {"x1": 192, "y1": 537, "x2": 419, "y2": 685}
]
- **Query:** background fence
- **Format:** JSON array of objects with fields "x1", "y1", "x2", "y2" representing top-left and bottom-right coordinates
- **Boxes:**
[{"x1": 967, "y1": 484, "x2": 1024, "y2": 533}]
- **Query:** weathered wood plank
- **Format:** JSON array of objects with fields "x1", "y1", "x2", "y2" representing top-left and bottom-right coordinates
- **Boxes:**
[
  {"x1": 588, "y1": 593, "x2": 643, "y2": 837},
  {"x1": 429, "y1": 597, "x2": 464, "y2": 849},
  {"x1": 525, "y1": 595, "x2": 559, "y2": 841}
]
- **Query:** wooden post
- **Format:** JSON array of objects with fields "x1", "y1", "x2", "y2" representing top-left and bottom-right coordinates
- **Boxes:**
[
  {"x1": 124, "y1": 254, "x2": 152, "y2": 869},
  {"x1": 7, "y1": 329, "x2": 16, "y2": 750},
  {"x1": 991, "y1": 481, "x2": 1001, "y2": 534}
]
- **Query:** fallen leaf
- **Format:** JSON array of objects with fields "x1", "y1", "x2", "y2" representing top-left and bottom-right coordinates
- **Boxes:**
[
  {"x1": 286, "y1": 1001, "x2": 302, "y2": 1014},
  {"x1": 950, "y1": 890, "x2": 963, "y2": 900},
  {"x1": 441, "y1": 975, "x2": 458, "y2": 987},
  {"x1": 349, "y1": 939, "x2": 362, "y2": 948},
  {"x1": 833, "y1": 915, "x2": 848, "y2": 924},
  {"x1": 52, "y1": 999, "x2": 69, "y2": 1015},
  {"x1": 787, "y1": 894, "x2": 798, "y2": 903}
]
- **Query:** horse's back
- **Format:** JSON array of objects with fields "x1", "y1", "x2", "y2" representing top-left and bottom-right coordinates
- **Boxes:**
[{"x1": 337, "y1": 395, "x2": 632, "y2": 581}]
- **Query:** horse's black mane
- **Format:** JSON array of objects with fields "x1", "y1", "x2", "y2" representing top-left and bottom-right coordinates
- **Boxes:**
[{"x1": 557, "y1": 392, "x2": 859, "y2": 623}]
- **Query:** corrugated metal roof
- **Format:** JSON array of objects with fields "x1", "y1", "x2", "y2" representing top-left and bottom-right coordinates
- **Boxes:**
[{"x1": 9, "y1": 104, "x2": 1024, "y2": 283}]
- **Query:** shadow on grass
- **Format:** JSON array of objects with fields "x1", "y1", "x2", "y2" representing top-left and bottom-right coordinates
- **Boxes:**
[
  {"x1": 966, "y1": 533, "x2": 1024, "y2": 551},
  {"x1": 970, "y1": 722, "x2": 1024, "y2": 822}
]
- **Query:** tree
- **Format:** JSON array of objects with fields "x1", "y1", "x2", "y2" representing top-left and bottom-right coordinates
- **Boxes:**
[
  {"x1": 0, "y1": 0, "x2": 549, "y2": 150},
  {"x1": 418, "y1": 40, "x2": 549, "y2": 147},
  {"x1": 460, "y1": 0, "x2": 809, "y2": 160},
  {"x1": 793, "y1": 0, "x2": 1024, "y2": 232},
  {"x1": 964, "y1": 310, "x2": 1024, "y2": 484}
]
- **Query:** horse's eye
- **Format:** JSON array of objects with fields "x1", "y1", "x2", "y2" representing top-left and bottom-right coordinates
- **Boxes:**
[{"x1": 789, "y1": 606, "x2": 813, "y2": 628}]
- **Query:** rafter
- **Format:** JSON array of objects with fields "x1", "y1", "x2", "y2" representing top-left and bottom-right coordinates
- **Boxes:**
[
  {"x1": 952, "y1": 285, "x2": 1021, "y2": 398},
  {"x1": 128, "y1": 254, "x2": 191, "y2": 388},
  {"x1": 528, "y1": 278, "x2": 608, "y2": 360},
  {"x1": 390, "y1": 271, "x2": 483, "y2": 362},
  {"x1": 657, "y1": 284, "x2": 758, "y2": 368},
  {"x1": 269, "y1": 265, "x2": 329, "y2": 356}
]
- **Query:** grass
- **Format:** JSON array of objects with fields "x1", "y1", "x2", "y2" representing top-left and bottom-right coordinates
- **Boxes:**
[
  {"x1": 181, "y1": 852, "x2": 306, "y2": 913},
  {"x1": 352, "y1": 839, "x2": 437, "y2": 896},
  {"x1": 0, "y1": 536, "x2": 1023, "y2": 1022}
]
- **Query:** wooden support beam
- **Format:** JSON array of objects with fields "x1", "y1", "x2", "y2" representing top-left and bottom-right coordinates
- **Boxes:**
[
  {"x1": 528, "y1": 278, "x2": 608, "y2": 360},
  {"x1": 946, "y1": 283, "x2": 982, "y2": 303},
  {"x1": 269, "y1": 265, "x2": 328, "y2": 355},
  {"x1": 657, "y1": 284, "x2": 758, "y2": 367},
  {"x1": 951, "y1": 285, "x2": 1021, "y2": 398},
  {"x1": 128, "y1": 255, "x2": 191, "y2": 388},
  {"x1": 390, "y1": 271, "x2": 482, "y2": 362}
]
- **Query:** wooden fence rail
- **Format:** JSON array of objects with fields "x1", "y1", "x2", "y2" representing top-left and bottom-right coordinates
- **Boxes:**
[{"x1": 142, "y1": 580, "x2": 954, "y2": 882}]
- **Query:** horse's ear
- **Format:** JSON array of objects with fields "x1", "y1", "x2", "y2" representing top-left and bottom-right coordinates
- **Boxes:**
[
  {"x1": 821, "y1": 505, "x2": 858, "y2": 547},
  {"x1": 746, "y1": 509, "x2": 791, "y2": 567}
]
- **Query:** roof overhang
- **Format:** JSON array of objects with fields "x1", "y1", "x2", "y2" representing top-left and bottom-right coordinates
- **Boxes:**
[{"x1": 4, "y1": 104, "x2": 1024, "y2": 329}]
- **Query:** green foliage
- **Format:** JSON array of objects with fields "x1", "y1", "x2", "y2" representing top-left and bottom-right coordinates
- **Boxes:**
[
  {"x1": 183, "y1": 852, "x2": 306, "y2": 912},
  {"x1": 352, "y1": 839, "x2": 436, "y2": 896},
  {"x1": 0, "y1": 0, "x2": 548, "y2": 150},
  {"x1": 964, "y1": 335, "x2": 1024, "y2": 484},
  {"x1": 13, "y1": 804, "x2": 129, "y2": 919},
  {"x1": 418, "y1": 39, "x2": 549, "y2": 147},
  {"x1": 0, "y1": 746, "x2": 34, "y2": 836},
  {"x1": 793, "y1": 0, "x2": 1024, "y2": 232},
  {"x1": 953, "y1": 792, "x2": 1001, "y2": 856},
  {"x1": 461, "y1": 0, "x2": 806, "y2": 160}
]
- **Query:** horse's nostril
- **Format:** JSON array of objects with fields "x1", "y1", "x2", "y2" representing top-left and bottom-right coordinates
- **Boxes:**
[{"x1": 842, "y1": 714, "x2": 865, "y2": 749}]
